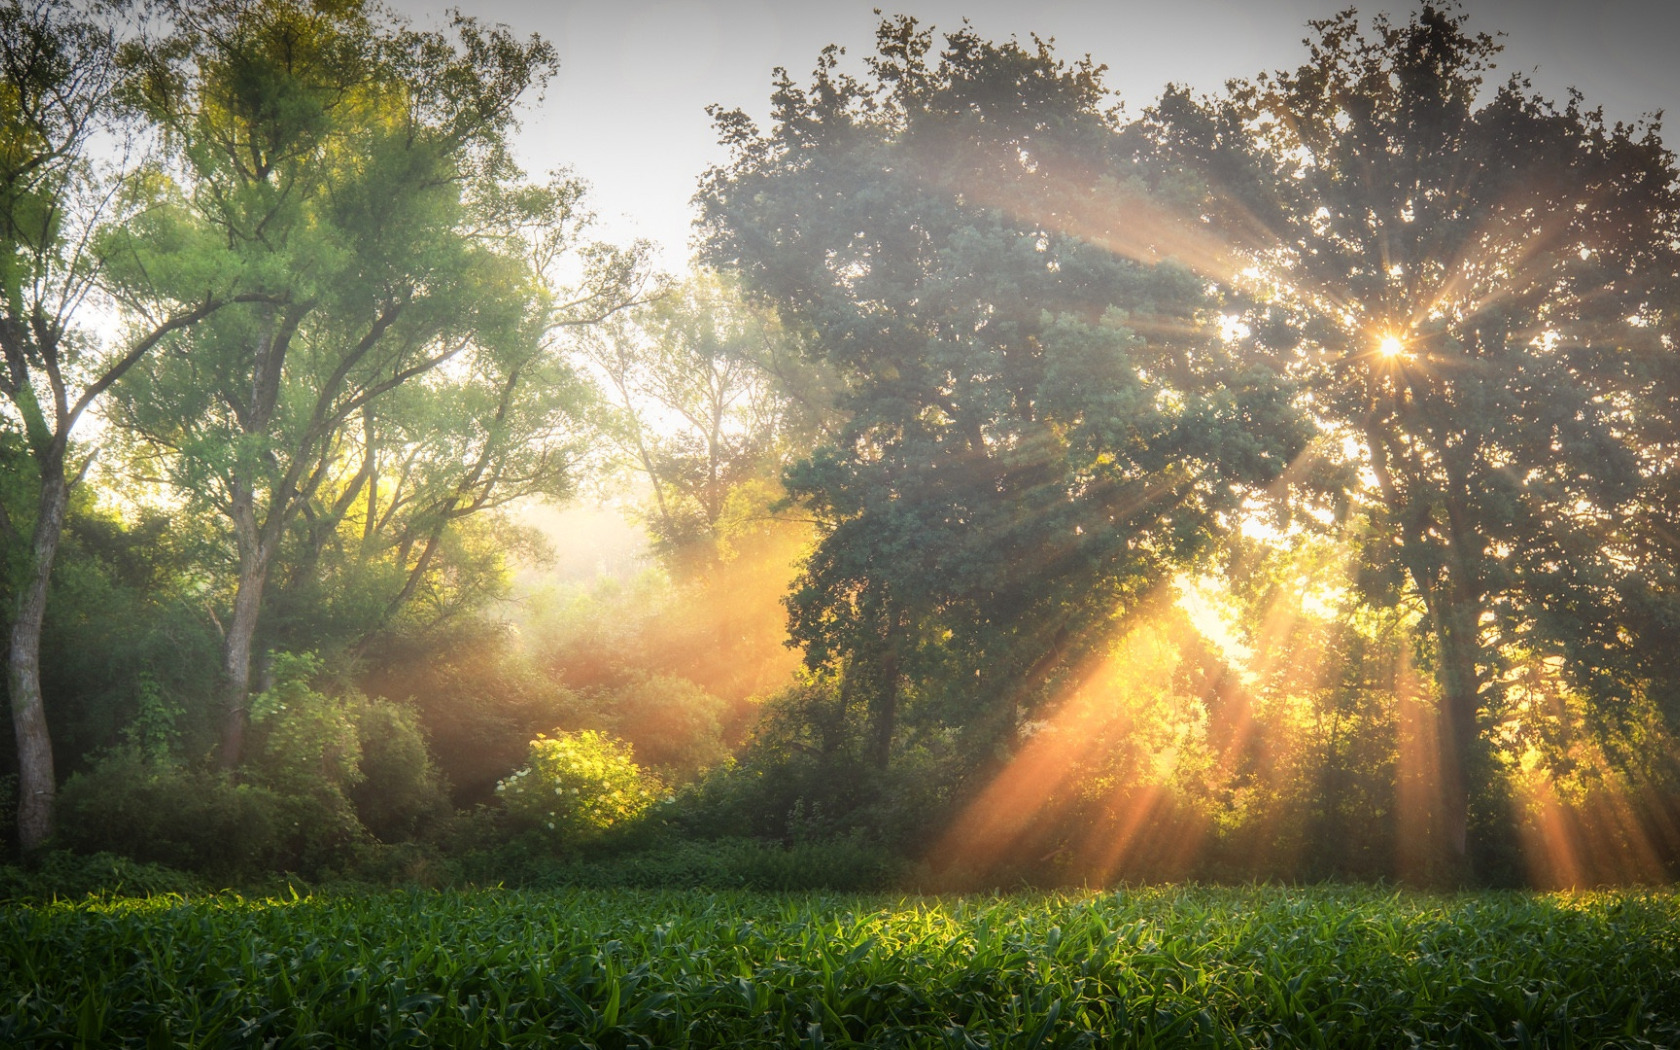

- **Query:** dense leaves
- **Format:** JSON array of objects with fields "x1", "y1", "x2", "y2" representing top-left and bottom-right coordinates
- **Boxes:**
[
  {"x1": 496, "y1": 730, "x2": 660, "y2": 840},
  {"x1": 6, "y1": 0, "x2": 1680, "y2": 891},
  {"x1": 701, "y1": 18, "x2": 1308, "y2": 769},
  {"x1": 1135, "y1": 5, "x2": 1680, "y2": 874}
]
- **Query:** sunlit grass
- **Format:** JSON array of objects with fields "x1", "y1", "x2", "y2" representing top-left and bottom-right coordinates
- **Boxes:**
[{"x1": 3, "y1": 885, "x2": 1676, "y2": 1046}]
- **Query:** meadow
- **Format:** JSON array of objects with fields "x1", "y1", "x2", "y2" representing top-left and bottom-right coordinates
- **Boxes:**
[{"x1": 1, "y1": 885, "x2": 1676, "y2": 1048}]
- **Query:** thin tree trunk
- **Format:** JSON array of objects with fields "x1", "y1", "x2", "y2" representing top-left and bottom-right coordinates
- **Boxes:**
[
  {"x1": 6, "y1": 466, "x2": 68, "y2": 852},
  {"x1": 1366, "y1": 416, "x2": 1483, "y2": 882},
  {"x1": 215, "y1": 561, "x2": 268, "y2": 771},
  {"x1": 869, "y1": 638, "x2": 898, "y2": 770},
  {"x1": 216, "y1": 476, "x2": 273, "y2": 771}
]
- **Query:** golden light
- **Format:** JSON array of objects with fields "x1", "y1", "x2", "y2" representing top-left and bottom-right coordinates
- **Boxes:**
[{"x1": 1377, "y1": 333, "x2": 1406, "y2": 358}]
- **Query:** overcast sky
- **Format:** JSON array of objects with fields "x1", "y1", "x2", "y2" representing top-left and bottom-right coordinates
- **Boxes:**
[{"x1": 387, "y1": 0, "x2": 1680, "y2": 271}]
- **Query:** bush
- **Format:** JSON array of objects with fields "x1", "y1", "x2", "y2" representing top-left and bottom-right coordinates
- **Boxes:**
[
  {"x1": 602, "y1": 674, "x2": 729, "y2": 781},
  {"x1": 349, "y1": 698, "x2": 451, "y2": 842},
  {"x1": 496, "y1": 730, "x2": 660, "y2": 841},
  {"x1": 246, "y1": 652, "x2": 361, "y2": 799},
  {"x1": 0, "y1": 851, "x2": 204, "y2": 901},
  {"x1": 53, "y1": 751, "x2": 286, "y2": 879},
  {"x1": 243, "y1": 652, "x2": 453, "y2": 863}
]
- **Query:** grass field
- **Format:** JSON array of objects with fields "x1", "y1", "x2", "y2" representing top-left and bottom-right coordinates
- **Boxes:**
[{"x1": 2, "y1": 885, "x2": 1677, "y2": 1047}]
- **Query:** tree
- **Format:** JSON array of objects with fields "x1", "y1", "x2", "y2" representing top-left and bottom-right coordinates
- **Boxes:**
[
  {"x1": 0, "y1": 0, "x2": 253, "y2": 849},
  {"x1": 269, "y1": 173, "x2": 641, "y2": 656},
  {"x1": 577, "y1": 270, "x2": 830, "y2": 557},
  {"x1": 700, "y1": 18, "x2": 1307, "y2": 771},
  {"x1": 1140, "y1": 5, "x2": 1680, "y2": 877},
  {"x1": 108, "y1": 0, "x2": 643, "y2": 768}
]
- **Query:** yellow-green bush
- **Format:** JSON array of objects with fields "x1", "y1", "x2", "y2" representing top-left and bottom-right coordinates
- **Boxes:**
[{"x1": 495, "y1": 730, "x2": 658, "y2": 840}]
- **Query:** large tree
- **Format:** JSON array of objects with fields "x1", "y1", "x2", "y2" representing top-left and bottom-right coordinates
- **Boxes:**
[
  {"x1": 268, "y1": 174, "x2": 648, "y2": 656},
  {"x1": 700, "y1": 19, "x2": 1307, "y2": 769},
  {"x1": 1140, "y1": 6, "x2": 1680, "y2": 876},
  {"x1": 107, "y1": 0, "x2": 640, "y2": 768},
  {"x1": 0, "y1": 0, "x2": 256, "y2": 849}
]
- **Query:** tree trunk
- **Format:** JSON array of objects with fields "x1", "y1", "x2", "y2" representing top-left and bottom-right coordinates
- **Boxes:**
[
  {"x1": 1431, "y1": 593, "x2": 1482, "y2": 880},
  {"x1": 6, "y1": 467, "x2": 68, "y2": 852},
  {"x1": 215, "y1": 527, "x2": 270, "y2": 766},
  {"x1": 868, "y1": 643, "x2": 898, "y2": 770}
]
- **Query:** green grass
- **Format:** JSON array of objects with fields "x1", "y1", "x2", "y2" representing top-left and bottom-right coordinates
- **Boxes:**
[{"x1": 1, "y1": 885, "x2": 1676, "y2": 1047}]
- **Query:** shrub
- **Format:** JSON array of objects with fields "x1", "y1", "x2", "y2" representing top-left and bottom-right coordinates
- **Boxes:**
[
  {"x1": 246, "y1": 652, "x2": 361, "y2": 799},
  {"x1": 54, "y1": 750, "x2": 286, "y2": 879},
  {"x1": 496, "y1": 730, "x2": 659, "y2": 841},
  {"x1": 0, "y1": 851, "x2": 203, "y2": 901},
  {"x1": 349, "y1": 697, "x2": 451, "y2": 843},
  {"x1": 244, "y1": 652, "x2": 453, "y2": 862},
  {"x1": 603, "y1": 674, "x2": 729, "y2": 781}
]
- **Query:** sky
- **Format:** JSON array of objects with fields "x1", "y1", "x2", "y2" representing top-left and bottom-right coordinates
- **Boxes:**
[{"x1": 386, "y1": 0, "x2": 1680, "y2": 270}]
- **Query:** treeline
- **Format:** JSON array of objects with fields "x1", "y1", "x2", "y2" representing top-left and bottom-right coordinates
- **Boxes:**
[{"x1": 3, "y1": 0, "x2": 1679, "y2": 890}]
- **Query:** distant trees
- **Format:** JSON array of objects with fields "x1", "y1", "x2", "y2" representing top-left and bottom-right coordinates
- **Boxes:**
[
  {"x1": 6, "y1": 0, "x2": 1679, "y2": 888},
  {"x1": 699, "y1": 8, "x2": 1680, "y2": 882},
  {"x1": 578, "y1": 270, "x2": 828, "y2": 558},
  {"x1": 1, "y1": 0, "x2": 650, "y2": 850}
]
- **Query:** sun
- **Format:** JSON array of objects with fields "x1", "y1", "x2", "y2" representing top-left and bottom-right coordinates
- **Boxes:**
[{"x1": 1377, "y1": 334, "x2": 1406, "y2": 358}]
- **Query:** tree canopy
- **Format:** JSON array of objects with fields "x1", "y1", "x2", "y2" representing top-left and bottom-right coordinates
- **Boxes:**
[
  {"x1": 701, "y1": 17, "x2": 1308, "y2": 769},
  {"x1": 1136, "y1": 4, "x2": 1680, "y2": 875}
]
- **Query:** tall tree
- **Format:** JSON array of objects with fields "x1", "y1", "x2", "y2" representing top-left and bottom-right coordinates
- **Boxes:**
[
  {"x1": 577, "y1": 270, "x2": 830, "y2": 556},
  {"x1": 1140, "y1": 5, "x2": 1680, "y2": 876},
  {"x1": 0, "y1": 0, "x2": 251, "y2": 849},
  {"x1": 700, "y1": 18, "x2": 1307, "y2": 769},
  {"x1": 258, "y1": 172, "x2": 650, "y2": 655},
  {"x1": 107, "y1": 0, "x2": 638, "y2": 768}
]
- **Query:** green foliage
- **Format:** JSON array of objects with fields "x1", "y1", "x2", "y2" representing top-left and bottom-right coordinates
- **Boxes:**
[
  {"x1": 120, "y1": 672, "x2": 185, "y2": 765},
  {"x1": 248, "y1": 653, "x2": 361, "y2": 799},
  {"x1": 526, "y1": 835, "x2": 904, "y2": 893},
  {"x1": 1141, "y1": 5, "x2": 1680, "y2": 871},
  {"x1": 348, "y1": 697, "x2": 450, "y2": 844},
  {"x1": 29, "y1": 499, "x2": 223, "y2": 767},
  {"x1": 700, "y1": 15, "x2": 1309, "y2": 774},
  {"x1": 244, "y1": 651, "x2": 451, "y2": 859},
  {"x1": 496, "y1": 730, "x2": 659, "y2": 841},
  {"x1": 358, "y1": 623, "x2": 585, "y2": 806},
  {"x1": 599, "y1": 674, "x2": 729, "y2": 782},
  {"x1": 578, "y1": 270, "x2": 832, "y2": 555},
  {"x1": 53, "y1": 750, "x2": 287, "y2": 878},
  {"x1": 673, "y1": 680, "x2": 963, "y2": 854},
  {"x1": 0, "y1": 851, "x2": 202, "y2": 902},
  {"x1": 99, "y1": 0, "x2": 642, "y2": 771},
  {"x1": 1, "y1": 887, "x2": 1677, "y2": 1046}
]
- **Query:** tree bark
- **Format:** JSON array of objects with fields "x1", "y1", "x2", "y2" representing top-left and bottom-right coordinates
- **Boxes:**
[
  {"x1": 215, "y1": 473, "x2": 274, "y2": 771},
  {"x1": 1428, "y1": 586, "x2": 1482, "y2": 879},
  {"x1": 6, "y1": 465, "x2": 68, "y2": 852},
  {"x1": 868, "y1": 619, "x2": 899, "y2": 770},
  {"x1": 1366, "y1": 416, "x2": 1483, "y2": 882},
  {"x1": 215, "y1": 561, "x2": 269, "y2": 771}
]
